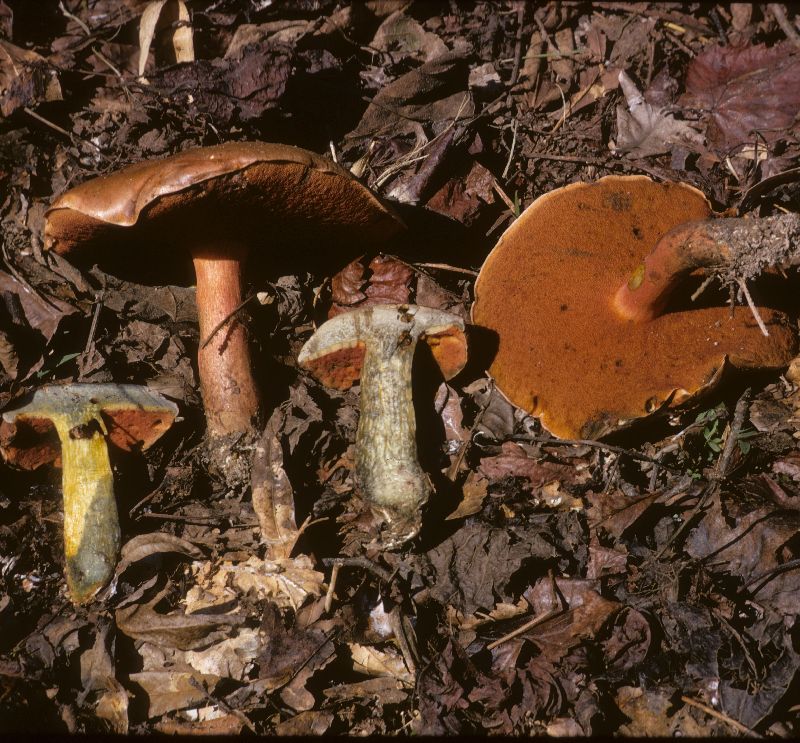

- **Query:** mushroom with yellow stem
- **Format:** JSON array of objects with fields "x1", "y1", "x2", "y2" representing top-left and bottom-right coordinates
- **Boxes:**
[
  {"x1": 43, "y1": 142, "x2": 404, "y2": 486},
  {"x1": 471, "y1": 175, "x2": 798, "y2": 440},
  {"x1": 298, "y1": 304, "x2": 467, "y2": 547},
  {"x1": 0, "y1": 383, "x2": 178, "y2": 604}
]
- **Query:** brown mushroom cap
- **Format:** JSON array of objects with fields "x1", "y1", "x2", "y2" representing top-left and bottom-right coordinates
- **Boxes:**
[
  {"x1": 471, "y1": 175, "x2": 797, "y2": 439},
  {"x1": 0, "y1": 383, "x2": 178, "y2": 470},
  {"x1": 44, "y1": 141, "x2": 403, "y2": 281}
]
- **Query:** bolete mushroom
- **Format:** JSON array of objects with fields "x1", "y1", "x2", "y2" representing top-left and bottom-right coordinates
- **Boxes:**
[
  {"x1": 297, "y1": 304, "x2": 467, "y2": 546},
  {"x1": 0, "y1": 383, "x2": 178, "y2": 604},
  {"x1": 471, "y1": 175, "x2": 798, "y2": 440},
  {"x1": 44, "y1": 142, "x2": 403, "y2": 484}
]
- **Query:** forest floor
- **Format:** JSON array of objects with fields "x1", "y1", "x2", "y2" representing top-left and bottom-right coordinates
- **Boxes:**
[{"x1": 1, "y1": 0, "x2": 800, "y2": 736}]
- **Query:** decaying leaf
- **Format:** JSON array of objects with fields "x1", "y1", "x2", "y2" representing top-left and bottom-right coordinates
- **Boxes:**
[
  {"x1": 0, "y1": 40, "x2": 62, "y2": 117},
  {"x1": 185, "y1": 554, "x2": 324, "y2": 614},
  {"x1": 116, "y1": 586, "x2": 244, "y2": 651}
]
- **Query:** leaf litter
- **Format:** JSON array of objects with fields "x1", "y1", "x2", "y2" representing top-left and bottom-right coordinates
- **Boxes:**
[{"x1": 0, "y1": 0, "x2": 799, "y2": 737}]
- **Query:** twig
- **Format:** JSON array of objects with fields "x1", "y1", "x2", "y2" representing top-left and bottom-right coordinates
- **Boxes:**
[
  {"x1": 690, "y1": 274, "x2": 716, "y2": 302},
  {"x1": 200, "y1": 291, "x2": 259, "y2": 349},
  {"x1": 413, "y1": 262, "x2": 478, "y2": 277},
  {"x1": 656, "y1": 389, "x2": 750, "y2": 558},
  {"x1": 479, "y1": 431, "x2": 684, "y2": 472},
  {"x1": 83, "y1": 291, "x2": 104, "y2": 354},
  {"x1": 324, "y1": 562, "x2": 340, "y2": 614},
  {"x1": 737, "y1": 278, "x2": 769, "y2": 337},
  {"x1": 679, "y1": 695, "x2": 762, "y2": 737},
  {"x1": 501, "y1": 119, "x2": 519, "y2": 180},
  {"x1": 486, "y1": 607, "x2": 562, "y2": 650},
  {"x1": 321, "y1": 556, "x2": 393, "y2": 583},
  {"x1": 505, "y1": 2, "x2": 527, "y2": 107},
  {"x1": 768, "y1": 3, "x2": 800, "y2": 50}
]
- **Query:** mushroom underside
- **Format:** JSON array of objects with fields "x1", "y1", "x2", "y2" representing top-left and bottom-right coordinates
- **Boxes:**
[{"x1": 472, "y1": 177, "x2": 797, "y2": 439}]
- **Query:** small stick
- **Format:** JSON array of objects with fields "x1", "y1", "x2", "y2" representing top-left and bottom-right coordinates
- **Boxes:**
[
  {"x1": 200, "y1": 291, "x2": 258, "y2": 349},
  {"x1": 414, "y1": 262, "x2": 479, "y2": 277},
  {"x1": 502, "y1": 119, "x2": 519, "y2": 180},
  {"x1": 737, "y1": 278, "x2": 769, "y2": 337},
  {"x1": 324, "y1": 562, "x2": 340, "y2": 614},
  {"x1": 486, "y1": 607, "x2": 562, "y2": 650},
  {"x1": 679, "y1": 695, "x2": 761, "y2": 738},
  {"x1": 321, "y1": 556, "x2": 393, "y2": 583}
]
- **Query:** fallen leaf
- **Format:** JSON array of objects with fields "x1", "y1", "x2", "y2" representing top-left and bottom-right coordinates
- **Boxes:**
[
  {"x1": 612, "y1": 70, "x2": 703, "y2": 158},
  {"x1": 370, "y1": 10, "x2": 447, "y2": 62},
  {"x1": 275, "y1": 710, "x2": 334, "y2": 736},
  {"x1": 446, "y1": 470, "x2": 489, "y2": 520},
  {"x1": 129, "y1": 670, "x2": 220, "y2": 718},
  {"x1": 682, "y1": 42, "x2": 800, "y2": 151},
  {"x1": 251, "y1": 407, "x2": 299, "y2": 559},
  {"x1": 0, "y1": 39, "x2": 62, "y2": 117},
  {"x1": 349, "y1": 643, "x2": 414, "y2": 683}
]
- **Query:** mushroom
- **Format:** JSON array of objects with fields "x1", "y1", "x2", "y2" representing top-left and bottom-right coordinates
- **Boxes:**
[
  {"x1": 471, "y1": 175, "x2": 797, "y2": 440},
  {"x1": 44, "y1": 142, "x2": 403, "y2": 484},
  {"x1": 0, "y1": 383, "x2": 178, "y2": 603},
  {"x1": 297, "y1": 304, "x2": 467, "y2": 545}
]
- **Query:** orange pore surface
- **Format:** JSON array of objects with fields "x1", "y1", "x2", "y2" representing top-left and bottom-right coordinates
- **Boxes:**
[{"x1": 472, "y1": 176, "x2": 797, "y2": 439}]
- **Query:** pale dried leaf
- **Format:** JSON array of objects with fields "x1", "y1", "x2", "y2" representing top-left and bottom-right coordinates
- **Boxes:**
[
  {"x1": 185, "y1": 555, "x2": 324, "y2": 614},
  {"x1": 612, "y1": 70, "x2": 703, "y2": 157},
  {"x1": 349, "y1": 643, "x2": 414, "y2": 684},
  {"x1": 251, "y1": 407, "x2": 299, "y2": 559},
  {"x1": 138, "y1": 0, "x2": 194, "y2": 79},
  {"x1": 129, "y1": 670, "x2": 220, "y2": 718}
]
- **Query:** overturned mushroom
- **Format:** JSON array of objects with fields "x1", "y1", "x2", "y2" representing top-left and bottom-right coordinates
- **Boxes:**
[
  {"x1": 0, "y1": 384, "x2": 177, "y2": 604},
  {"x1": 472, "y1": 175, "x2": 798, "y2": 439},
  {"x1": 44, "y1": 142, "x2": 403, "y2": 485},
  {"x1": 298, "y1": 304, "x2": 467, "y2": 546}
]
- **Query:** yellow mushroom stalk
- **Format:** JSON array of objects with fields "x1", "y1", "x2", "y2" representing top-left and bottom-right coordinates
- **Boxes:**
[{"x1": 1, "y1": 384, "x2": 178, "y2": 604}]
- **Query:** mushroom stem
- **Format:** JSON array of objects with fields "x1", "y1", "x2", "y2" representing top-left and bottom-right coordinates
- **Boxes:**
[
  {"x1": 50, "y1": 412, "x2": 120, "y2": 604},
  {"x1": 193, "y1": 242, "x2": 261, "y2": 438},
  {"x1": 356, "y1": 328, "x2": 430, "y2": 541},
  {"x1": 298, "y1": 305, "x2": 467, "y2": 546},
  {"x1": 613, "y1": 213, "x2": 800, "y2": 322}
]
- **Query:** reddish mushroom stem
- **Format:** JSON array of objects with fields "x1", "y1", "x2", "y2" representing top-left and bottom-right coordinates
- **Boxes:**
[
  {"x1": 192, "y1": 242, "x2": 261, "y2": 438},
  {"x1": 613, "y1": 213, "x2": 800, "y2": 322}
]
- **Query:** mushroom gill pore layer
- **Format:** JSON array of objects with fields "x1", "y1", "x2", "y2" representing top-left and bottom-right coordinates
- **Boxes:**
[{"x1": 471, "y1": 176, "x2": 797, "y2": 440}]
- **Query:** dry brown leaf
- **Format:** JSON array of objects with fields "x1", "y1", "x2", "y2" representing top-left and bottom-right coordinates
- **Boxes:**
[
  {"x1": 371, "y1": 10, "x2": 447, "y2": 62},
  {"x1": 322, "y1": 676, "x2": 409, "y2": 706},
  {"x1": 116, "y1": 587, "x2": 244, "y2": 651},
  {"x1": 275, "y1": 710, "x2": 334, "y2": 736},
  {"x1": 129, "y1": 669, "x2": 220, "y2": 718},
  {"x1": 94, "y1": 678, "x2": 130, "y2": 734},
  {"x1": 446, "y1": 470, "x2": 489, "y2": 520}
]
